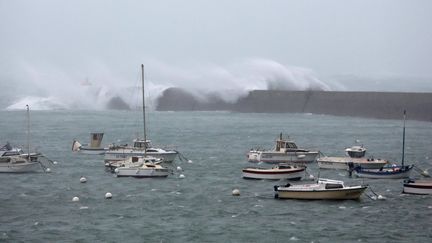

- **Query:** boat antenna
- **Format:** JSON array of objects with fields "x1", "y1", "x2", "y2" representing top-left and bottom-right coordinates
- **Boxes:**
[
  {"x1": 402, "y1": 110, "x2": 406, "y2": 166},
  {"x1": 141, "y1": 64, "x2": 147, "y2": 145},
  {"x1": 26, "y1": 104, "x2": 30, "y2": 160}
]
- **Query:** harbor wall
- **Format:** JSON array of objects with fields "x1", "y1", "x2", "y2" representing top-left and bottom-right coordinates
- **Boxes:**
[{"x1": 156, "y1": 88, "x2": 432, "y2": 121}]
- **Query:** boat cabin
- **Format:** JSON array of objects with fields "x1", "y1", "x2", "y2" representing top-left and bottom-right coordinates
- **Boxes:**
[
  {"x1": 275, "y1": 139, "x2": 298, "y2": 152},
  {"x1": 133, "y1": 140, "x2": 151, "y2": 149}
]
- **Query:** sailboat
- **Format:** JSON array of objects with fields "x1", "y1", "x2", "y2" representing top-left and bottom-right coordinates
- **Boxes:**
[
  {"x1": 104, "y1": 64, "x2": 178, "y2": 164},
  {"x1": 0, "y1": 105, "x2": 42, "y2": 173},
  {"x1": 352, "y1": 110, "x2": 413, "y2": 179}
]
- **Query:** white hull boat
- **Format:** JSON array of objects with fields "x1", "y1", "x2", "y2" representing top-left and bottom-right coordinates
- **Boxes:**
[
  {"x1": 106, "y1": 155, "x2": 162, "y2": 172},
  {"x1": 104, "y1": 145, "x2": 178, "y2": 164},
  {"x1": 0, "y1": 156, "x2": 41, "y2": 173},
  {"x1": 114, "y1": 162, "x2": 169, "y2": 178},
  {"x1": 247, "y1": 133, "x2": 318, "y2": 164},
  {"x1": 403, "y1": 179, "x2": 432, "y2": 195},
  {"x1": 317, "y1": 157, "x2": 388, "y2": 170},
  {"x1": 242, "y1": 164, "x2": 305, "y2": 180},
  {"x1": 274, "y1": 178, "x2": 367, "y2": 200},
  {"x1": 345, "y1": 145, "x2": 366, "y2": 158}
]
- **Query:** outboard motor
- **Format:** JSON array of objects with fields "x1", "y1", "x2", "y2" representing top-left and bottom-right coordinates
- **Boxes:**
[{"x1": 347, "y1": 162, "x2": 355, "y2": 177}]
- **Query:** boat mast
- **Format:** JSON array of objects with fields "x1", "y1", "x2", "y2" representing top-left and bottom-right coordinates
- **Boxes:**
[
  {"x1": 402, "y1": 110, "x2": 406, "y2": 166},
  {"x1": 26, "y1": 104, "x2": 30, "y2": 160},
  {"x1": 141, "y1": 64, "x2": 147, "y2": 152}
]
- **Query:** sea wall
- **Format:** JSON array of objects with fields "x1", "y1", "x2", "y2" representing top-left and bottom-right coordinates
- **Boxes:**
[{"x1": 156, "y1": 88, "x2": 432, "y2": 121}]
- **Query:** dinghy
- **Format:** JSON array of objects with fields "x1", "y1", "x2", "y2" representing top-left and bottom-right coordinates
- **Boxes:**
[{"x1": 242, "y1": 164, "x2": 305, "y2": 180}]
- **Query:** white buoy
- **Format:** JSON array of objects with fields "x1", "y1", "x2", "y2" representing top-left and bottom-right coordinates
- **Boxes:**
[
  {"x1": 377, "y1": 195, "x2": 386, "y2": 200},
  {"x1": 72, "y1": 196, "x2": 80, "y2": 202},
  {"x1": 114, "y1": 168, "x2": 119, "y2": 173},
  {"x1": 232, "y1": 189, "x2": 240, "y2": 196},
  {"x1": 45, "y1": 168, "x2": 51, "y2": 173},
  {"x1": 80, "y1": 176, "x2": 87, "y2": 183},
  {"x1": 176, "y1": 166, "x2": 183, "y2": 171},
  {"x1": 105, "y1": 192, "x2": 112, "y2": 199},
  {"x1": 187, "y1": 160, "x2": 193, "y2": 163},
  {"x1": 179, "y1": 174, "x2": 185, "y2": 179},
  {"x1": 53, "y1": 161, "x2": 58, "y2": 165}
]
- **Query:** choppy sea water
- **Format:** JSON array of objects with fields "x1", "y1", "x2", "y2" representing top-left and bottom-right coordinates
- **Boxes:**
[{"x1": 0, "y1": 110, "x2": 431, "y2": 242}]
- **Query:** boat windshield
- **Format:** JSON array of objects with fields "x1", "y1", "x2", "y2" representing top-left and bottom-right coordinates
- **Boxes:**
[{"x1": 134, "y1": 141, "x2": 150, "y2": 149}]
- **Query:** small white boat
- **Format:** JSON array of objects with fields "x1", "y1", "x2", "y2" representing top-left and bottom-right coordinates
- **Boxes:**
[
  {"x1": 0, "y1": 155, "x2": 41, "y2": 173},
  {"x1": 72, "y1": 132, "x2": 108, "y2": 155},
  {"x1": 114, "y1": 161, "x2": 169, "y2": 178},
  {"x1": 403, "y1": 179, "x2": 432, "y2": 195},
  {"x1": 106, "y1": 155, "x2": 163, "y2": 172},
  {"x1": 345, "y1": 145, "x2": 366, "y2": 158},
  {"x1": 274, "y1": 178, "x2": 368, "y2": 200},
  {"x1": 318, "y1": 156, "x2": 388, "y2": 170},
  {"x1": 353, "y1": 165, "x2": 413, "y2": 179},
  {"x1": 242, "y1": 164, "x2": 306, "y2": 180},
  {"x1": 247, "y1": 133, "x2": 318, "y2": 164},
  {"x1": 104, "y1": 139, "x2": 178, "y2": 163}
]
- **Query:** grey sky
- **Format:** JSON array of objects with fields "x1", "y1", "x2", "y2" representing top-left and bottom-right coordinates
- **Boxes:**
[{"x1": 1, "y1": 0, "x2": 432, "y2": 109}]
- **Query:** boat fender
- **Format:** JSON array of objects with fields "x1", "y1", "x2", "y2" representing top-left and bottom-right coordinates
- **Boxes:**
[{"x1": 273, "y1": 185, "x2": 279, "y2": 191}]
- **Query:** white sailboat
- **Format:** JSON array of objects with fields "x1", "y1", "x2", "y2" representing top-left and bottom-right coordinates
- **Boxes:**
[
  {"x1": 104, "y1": 64, "x2": 178, "y2": 163},
  {"x1": 0, "y1": 105, "x2": 42, "y2": 173}
]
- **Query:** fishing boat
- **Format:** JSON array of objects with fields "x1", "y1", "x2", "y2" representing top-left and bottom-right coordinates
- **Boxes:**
[
  {"x1": 0, "y1": 106, "x2": 43, "y2": 173},
  {"x1": 403, "y1": 179, "x2": 432, "y2": 195},
  {"x1": 345, "y1": 145, "x2": 366, "y2": 158},
  {"x1": 247, "y1": 133, "x2": 318, "y2": 164},
  {"x1": 72, "y1": 132, "x2": 108, "y2": 155},
  {"x1": 114, "y1": 159, "x2": 169, "y2": 178},
  {"x1": 352, "y1": 111, "x2": 413, "y2": 179},
  {"x1": 104, "y1": 64, "x2": 178, "y2": 163},
  {"x1": 242, "y1": 164, "x2": 306, "y2": 180},
  {"x1": 274, "y1": 178, "x2": 368, "y2": 200}
]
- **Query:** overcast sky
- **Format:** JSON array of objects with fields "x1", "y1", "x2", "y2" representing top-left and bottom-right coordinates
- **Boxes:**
[{"x1": 1, "y1": 0, "x2": 432, "y2": 108}]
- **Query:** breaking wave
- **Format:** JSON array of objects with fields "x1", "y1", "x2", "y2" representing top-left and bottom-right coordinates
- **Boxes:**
[{"x1": 2, "y1": 58, "x2": 331, "y2": 110}]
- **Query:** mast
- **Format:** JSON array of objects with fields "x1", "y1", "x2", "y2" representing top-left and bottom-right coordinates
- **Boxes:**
[
  {"x1": 26, "y1": 104, "x2": 30, "y2": 160},
  {"x1": 402, "y1": 110, "x2": 406, "y2": 166},
  {"x1": 141, "y1": 64, "x2": 147, "y2": 153}
]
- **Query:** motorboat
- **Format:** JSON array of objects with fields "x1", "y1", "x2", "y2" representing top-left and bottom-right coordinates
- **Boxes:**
[
  {"x1": 352, "y1": 111, "x2": 414, "y2": 179},
  {"x1": 274, "y1": 178, "x2": 368, "y2": 200},
  {"x1": 317, "y1": 156, "x2": 388, "y2": 170},
  {"x1": 353, "y1": 164, "x2": 413, "y2": 179},
  {"x1": 72, "y1": 132, "x2": 108, "y2": 155},
  {"x1": 247, "y1": 133, "x2": 318, "y2": 164},
  {"x1": 0, "y1": 155, "x2": 41, "y2": 173},
  {"x1": 403, "y1": 179, "x2": 432, "y2": 195},
  {"x1": 104, "y1": 65, "x2": 178, "y2": 163},
  {"x1": 114, "y1": 160, "x2": 170, "y2": 178},
  {"x1": 345, "y1": 145, "x2": 366, "y2": 158},
  {"x1": 106, "y1": 155, "x2": 163, "y2": 172},
  {"x1": 242, "y1": 164, "x2": 306, "y2": 180}
]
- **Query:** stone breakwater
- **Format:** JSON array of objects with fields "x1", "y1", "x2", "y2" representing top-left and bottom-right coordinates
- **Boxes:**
[{"x1": 156, "y1": 88, "x2": 432, "y2": 121}]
